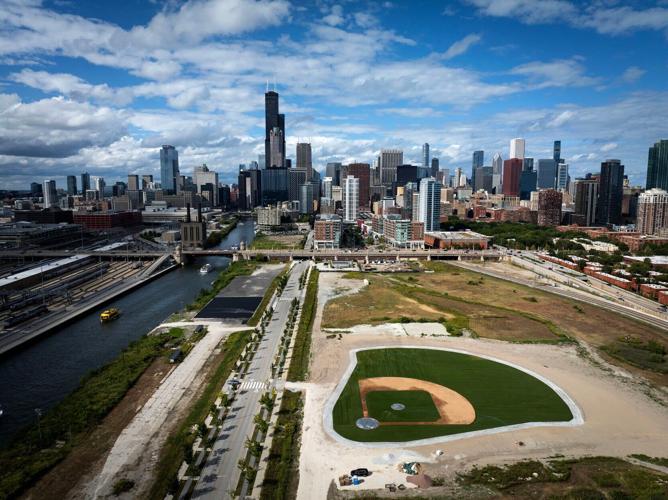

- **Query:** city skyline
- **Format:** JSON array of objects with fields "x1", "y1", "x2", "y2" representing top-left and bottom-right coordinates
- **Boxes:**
[{"x1": 1, "y1": 0, "x2": 667, "y2": 189}]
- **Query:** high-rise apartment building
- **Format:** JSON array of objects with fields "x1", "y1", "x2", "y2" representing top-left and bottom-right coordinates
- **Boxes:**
[
  {"x1": 322, "y1": 177, "x2": 333, "y2": 199},
  {"x1": 94, "y1": 177, "x2": 105, "y2": 195},
  {"x1": 574, "y1": 177, "x2": 599, "y2": 226},
  {"x1": 537, "y1": 159, "x2": 557, "y2": 189},
  {"x1": 342, "y1": 163, "x2": 371, "y2": 210},
  {"x1": 238, "y1": 169, "x2": 261, "y2": 209},
  {"x1": 636, "y1": 188, "x2": 668, "y2": 235},
  {"x1": 380, "y1": 149, "x2": 403, "y2": 187},
  {"x1": 288, "y1": 168, "x2": 307, "y2": 202},
  {"x1": 325, "y1": 162, "x2": 341, "y2": 186},
  {"x1": 646, "y1": 139, "x2": 668, "y2": 191},
  {"x1": 80, "y1": 172, "x2": 90, "y2": 194},
  {"x1": 418, "y1": 177, "x2": 442, "y2": 232},
  {"x1": 422, "y1": 143, "x2": 430, "y2": 168},
  {"x1": 160, "y1": 145, "x2": 180, "y2": 193},
  {"x1": 596, "y1": 159, "x2": 625, "y2": 226},
  {"x1": 537, "y1": 189, "x2": 562, "y2": 226},
  {"x1": 66, "y1": 175, "x2": 77, "y2": 196},
  {"x1": 502, "y1": 159, "x2": 522, "y2": 196},
  {"x1": 343, "y1": 175, "x2": 359, "y2": 222},
  {"x1": 127, "y1": 175, "x2": 140, "y2": 191},
  {"x1": 43, "y1": 179, "x2": 57, "y2": 208},
  {"x1": 509, "y1": 138, "x2": 525, "y2": 160},
  {"x1": 264, "y1": 90, "x2": 285, "y2": 169},
  {"x1": 296, "y1": 142, "x2": 312, "y2": 180}
]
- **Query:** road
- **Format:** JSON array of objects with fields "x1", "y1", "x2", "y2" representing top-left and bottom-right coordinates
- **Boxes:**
[
  {"x1": 192, "y1": 260, "x2": 309, "y2": 499},
  {"x1": 452, "y1": 260, "x2": 668, "y2": 332}
]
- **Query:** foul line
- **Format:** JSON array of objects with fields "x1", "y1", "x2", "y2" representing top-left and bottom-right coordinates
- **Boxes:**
[{"x1": 322, "y1": 345, "x2": 584, "y2": 449}]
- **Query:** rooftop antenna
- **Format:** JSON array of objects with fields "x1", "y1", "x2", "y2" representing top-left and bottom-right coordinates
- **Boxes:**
[
  {"x1": 266, "y1": 80, "x2": 269, "y2": 92},
  {"x1": 273, "y1": 75, "x2": 277, "y2": 92}
]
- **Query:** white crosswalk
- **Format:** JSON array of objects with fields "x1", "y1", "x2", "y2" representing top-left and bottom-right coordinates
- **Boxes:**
[{"x1": 239, "y1": 379, "x2": 268, "y2": 391}]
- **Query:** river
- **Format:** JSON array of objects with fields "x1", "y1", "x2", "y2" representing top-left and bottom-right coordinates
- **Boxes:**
[{"x1": 0, "y1": 219, "x2": 256, "y2": 446}]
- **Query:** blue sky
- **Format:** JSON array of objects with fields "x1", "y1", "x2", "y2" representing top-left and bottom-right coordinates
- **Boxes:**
[{"x1": 1, "y1": 0, "x2": 667, "y2": 190}]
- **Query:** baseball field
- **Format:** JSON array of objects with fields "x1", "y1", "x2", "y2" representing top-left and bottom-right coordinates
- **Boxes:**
[{"x1": 332, "y1": 347, "x2": 575, "y2": 442}]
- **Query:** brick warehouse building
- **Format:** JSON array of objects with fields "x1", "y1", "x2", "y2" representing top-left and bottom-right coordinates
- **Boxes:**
[{"x1": 73, "y1": 210, "x2": 142, "y2": 230}]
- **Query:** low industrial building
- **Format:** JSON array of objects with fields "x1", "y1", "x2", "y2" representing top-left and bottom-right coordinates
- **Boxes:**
[
  {"x1": 73, "y1": 210, "x2": 142, "y2": 230},
  {"x1": 424, "y1": 230, "x2": 490, "y2": 249},
  {"x1": 0, "y1": 222, "x2": 83, "y2": 248}
]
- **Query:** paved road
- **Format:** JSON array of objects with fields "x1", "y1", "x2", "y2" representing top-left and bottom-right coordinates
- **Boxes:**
[
  {"x1": 192, "y1": 260, "x2": 309, "y2": 499},
  {"x1": 453, "y1": 260, "x2": 668, "y2": 332}
]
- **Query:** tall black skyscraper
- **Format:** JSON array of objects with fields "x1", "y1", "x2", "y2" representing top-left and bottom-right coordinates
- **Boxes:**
[
  {"x1": 646, "y1": 139, "x2": 668, "y2": 191},
  {"x1": 265, "y1": 90, "x2": 285, "y2": 168},
  {"x1": 80, "y1": 172, "x2": 90, "y2": 194},
  {"x1": 596, "y1": 159, "x2": 624, "y2": 226},
  {"x1": 472, "y1": 150, "x2": 484, "y2": 191},
  {"x1": 553, "y1": 140, "x2": 562, "y2": 164}
]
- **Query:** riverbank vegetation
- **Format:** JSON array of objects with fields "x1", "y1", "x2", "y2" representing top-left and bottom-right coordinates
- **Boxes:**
[
  {"x1": 205, "y1": 217, "x2": 238, "y2": 248},
  {"x1": 148, "y1": 329, "x2": 250, "y2": 500},
  {"x1": 0, "y1": 327, "x2": 186, "y2": 499}
]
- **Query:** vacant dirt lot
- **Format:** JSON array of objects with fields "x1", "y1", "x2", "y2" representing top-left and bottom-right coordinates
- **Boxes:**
[{"x1": 322, "y1": 264, "x2": 668, "y2": 385}]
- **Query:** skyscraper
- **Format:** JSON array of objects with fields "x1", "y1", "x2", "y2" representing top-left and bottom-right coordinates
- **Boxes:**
[
  {"x1": 194, "y1": 164, "x2": 219, "y2": 206},
  {"x1": 646, "y1": 139, "x2": 668, "y2": 191},
  {"x1": 269, "y1": 127, "x2": 285, "y2": 168},
  {"x1": 288, "y1": 168, "x2": 307, "y2": 202},
  {"x1": 472, "y1": 150, "x2": 484, "y2": 190},
  {"x1": 636, "y1": 189, "x2": 668, "y2": 235},
  {"x1": 80, "y1": 172, "x2": 90, "y2": 194},
  {"x1": 422, "y1": 143, "x2": 430, "y2": 168},
  {"x1": 553, "y1": 140, "x2": 562, "y2": 164},
  {"x1": 556, "y1": 163, "x2": 569, "y2": 191},
  {"x1": 66, "y1": 175, "x2": 77, "y2": 196},
  {"x1": 299, "y1": 183, "x2": 313, "y2": 214},
  {"x1": 380, "y1": 149, "x2": 403, "y2": 187},
  {"x1": 596, "y1": 159, "x2": 625, "y2": 226},
  {"x1": 418, "y1": 177, "x2": 442, "y2": 232},
  {"x1": 537, "y1": 159, "x2": 557, "y2": 189},
  {"x1": 325, "y1": 162, "x2": 342, "y2": 186},
  {"x1": 502, "y1": 159, "x2": 522, "y2": 196},
  {"x1": 342, "y1": 163, "x2": 371, "y2": 210},
  {"x1": 43, "y1": 179, "x2": 57, "y2": 208},
  {"x1": 343, "y1": 175, "x2": 359, "y2": 222},
  {"x1": 538, "y1": 189, "x2": 562, "y2": 226},
  {"x1": 519, "y1": 170, "x2": 537, "y2": 200},
  {"x1": 574, "y1": 177, "x2": 599, "y2": 226},
  {"x1": 160, "y1": 145, "x2": 179, "y2": 193},
  {"x1": 296, "y1": 142, "x2": 312, "y2": 180},
  {"x1": 430, "y1": 157, "x2": 439, "y2": 178},
  {"x1": 509, "y1": 138, "x2": 525, "y2": 160},
  {"x1": 265, "y1": 90, "x2": 285, "y2": 169},
  {"x1": 492, "y1": 153, "x2": 503, "y2": 193},
  {"x1": 127, "y1": 174, "x2": 140, "y2": 191},
  {"x1": 142, "y1": 175, "x2": 154, "y2": 190}
]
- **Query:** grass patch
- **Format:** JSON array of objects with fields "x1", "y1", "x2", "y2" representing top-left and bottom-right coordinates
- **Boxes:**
[
  {"x1": 459, "y1": 456, "x2": 668, "y2": 499},
  {"x1": 186, "y1": 261, "x2": 258, "y2": 312},
  {"x1": 247, "y1": 264, "x2": 289, "y2": 326},
  {"x1": 259, "y1": 390, "x2": 302, "y2": 500},
  {"x1": 366, "y1": 390, "x2": 440, "y2": 423},
  {"x1": 630, "y1": 454, "x2": 668, "y2": 467},
  {"x1": 0, "y1": 328, "x2": 186, "y2": 500},
  {"x1": 333, "y1": 348, "x2": 573, "y2": 442},
  {"x1": 602, "y1": 337, "x2": 667, "y2": 373},
  {"x1": 286, "y1": 269, "x2": 318, "y2": 382},
  {"x1": 251, "y1": 233, "x2": 304, "y2": 250},
  {"x1": 147, "y1": 330, "x2": 251, "y2": 500}
]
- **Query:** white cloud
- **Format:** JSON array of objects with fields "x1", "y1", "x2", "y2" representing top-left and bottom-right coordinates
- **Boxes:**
[
  {"x1": 441, "y1": 33, "x2": 482, "y2": 60},
  {"x1": 621, "y1": 66, "x2": 645, "y2": 83},
  {"x1": 510, "y1": 58, "x2": 599, "y2": 89},
  {"x1": 600, "y1": 142, "x2": 618, "y2": 152},
  {"x1": 466, "y1": 0, "x2": 668, "y2": 35}
]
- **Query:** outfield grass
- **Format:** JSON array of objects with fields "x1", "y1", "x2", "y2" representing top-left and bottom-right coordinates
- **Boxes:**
[
  {"x1": 333, "y1": 348, "x2": 573, "y2": 442},
  {"x1": 366, "y1": 390, "x2": 440, "y2": 423}
]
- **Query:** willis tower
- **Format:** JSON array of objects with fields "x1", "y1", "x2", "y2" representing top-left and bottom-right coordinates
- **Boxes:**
[{"x1": 265, "y1": 88, "x2": 285, "y2": 168}]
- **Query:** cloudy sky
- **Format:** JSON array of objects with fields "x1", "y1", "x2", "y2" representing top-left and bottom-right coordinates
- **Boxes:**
[{"x1": 1, "y1": 0, "x2": 667, "y2": 190}]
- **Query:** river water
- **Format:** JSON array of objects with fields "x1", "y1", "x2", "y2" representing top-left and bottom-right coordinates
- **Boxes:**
[{"x1": 0, "y1": 219, "x2": 256, "y2": 446}]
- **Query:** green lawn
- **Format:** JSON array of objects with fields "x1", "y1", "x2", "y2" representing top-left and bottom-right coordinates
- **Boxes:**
[
  {"x1": 366, "y1": 390, "x2": 440, "y2": 423},
  {"x1": 332, "y1": 348, "x2": 573, "y2": 442}
]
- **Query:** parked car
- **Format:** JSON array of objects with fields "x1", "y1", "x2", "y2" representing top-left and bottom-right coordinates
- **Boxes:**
[{"x1": 351, "y1": 468, "x2": 370, "y2": 477}]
